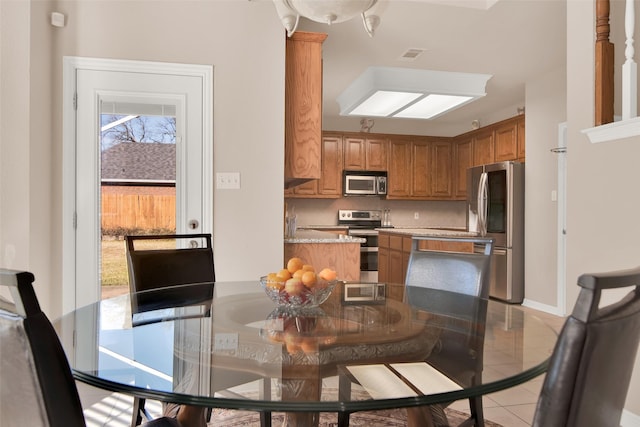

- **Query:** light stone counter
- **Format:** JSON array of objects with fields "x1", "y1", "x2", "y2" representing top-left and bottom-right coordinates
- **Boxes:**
[
  {"x1": 377, "y1": 228, "x2": 478, "y2": 238},
  {"x1": 284, "y1": 229, "x2": 365, "y2": 244}
]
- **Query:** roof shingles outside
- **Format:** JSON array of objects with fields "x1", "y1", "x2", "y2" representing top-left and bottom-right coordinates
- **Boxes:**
[{"x1": 101, "y1": 142, "x2": 175, "y2": 182}]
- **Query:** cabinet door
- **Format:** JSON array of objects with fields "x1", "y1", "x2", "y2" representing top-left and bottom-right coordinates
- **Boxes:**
[
  {"x1": 495, "y1": 121, "x2": 518, "y2": 162},
  {"x1": 411, "y1": 141, "x2": 431, "y2": 198},
  {"x1": 284, "y1": 32, "x2": 327, "y2": 185},
  {"x1": 517, "y1": 117, "x2": 525, "y2": 161},
  {"x1": 378, "y1": 247, "x2": 389, "y2": 283},
  {"x1": 343, "y1": 137, "x2": 366, "y2": 170},
  {"x1": 431, "y1": 140, "x2": 452, "y2": 198},
  {"x1": 453, "y1": 137, "x2": 473, "y2": 200},
  {"x1": 318, "y1": 135, "x2": 343, "y2": 196},
  {"x1": 389, "y1": 249, "x2": 404, "y2": 284},
  {"x1": 387, "y1": 139, "x2": 412, "y2": 198},
  {"x1": 473, "y1": 130, "x2": 494, "y2": 166},
  {"x1": 366, "y1": 138, "x2": 388, "y2": 171}
]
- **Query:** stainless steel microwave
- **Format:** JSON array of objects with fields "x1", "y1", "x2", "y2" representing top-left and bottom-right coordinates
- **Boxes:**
[{"x1": 343, "y1": 171, "x2": 387, "y2": 196}]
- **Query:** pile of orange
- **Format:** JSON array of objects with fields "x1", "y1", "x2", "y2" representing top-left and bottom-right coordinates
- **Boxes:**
[{"x1": 265, "y1": 257, "x2": 337, "y2": 296}]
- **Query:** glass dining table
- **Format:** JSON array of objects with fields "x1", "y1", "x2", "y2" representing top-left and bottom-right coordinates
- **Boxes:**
[{"x1": 54, "y1": 281, "x2": 557, "y2": 426}]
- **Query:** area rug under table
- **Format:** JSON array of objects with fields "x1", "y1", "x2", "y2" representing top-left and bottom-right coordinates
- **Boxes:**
[{"x1": 209, "y1": 406, "x2": 503, "y2": 427}]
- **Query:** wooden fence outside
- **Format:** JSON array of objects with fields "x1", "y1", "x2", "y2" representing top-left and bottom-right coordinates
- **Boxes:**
[{"x1": 101, "y1": 193, "x2": 176, "y2": 233}]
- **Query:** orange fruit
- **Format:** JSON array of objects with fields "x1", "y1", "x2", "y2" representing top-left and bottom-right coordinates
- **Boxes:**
[
  {"x1": 292, "y1": 269, "x2": 305, "y2": 279},
  {"x1": 287, "y1": 257, "x2": 304, "y2": 273},
  {"x1": 301, "y1": 271, "x2": 317, "y2": 288},
  {"x1": 278, "y1": 268, "x2": 292, "y2": 281},
  {"x1": 302, "y1": 264, "x2": 315, "y2": 272},
  {"x1": 318, "y1": 268, "x2": 337, "y2": 281}
]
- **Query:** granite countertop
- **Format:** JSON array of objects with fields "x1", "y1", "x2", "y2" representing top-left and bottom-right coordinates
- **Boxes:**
[
  {"x1": 297, "y1": 225, "x2": 349, "y2": 230},
  {"x1": 284, "y1": 229, "x2": 365, "y2": 244},
  {"x1": 376, "y1": 227, "x2": 478, "y2": 237}
]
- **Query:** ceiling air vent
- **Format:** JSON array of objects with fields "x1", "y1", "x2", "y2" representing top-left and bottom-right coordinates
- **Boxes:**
[{"x1": 399, "y1": 48, "x2": 426, "y2": 61}]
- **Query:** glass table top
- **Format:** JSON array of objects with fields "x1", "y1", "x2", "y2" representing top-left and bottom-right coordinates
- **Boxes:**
[{"x1": 54, "y1": 281, "x2": 557, "y2": 413}]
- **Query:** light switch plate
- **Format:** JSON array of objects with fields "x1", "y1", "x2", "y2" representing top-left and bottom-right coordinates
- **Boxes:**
[{"x1": 216, "y1": 172, "x2": 241, "y2": 189}]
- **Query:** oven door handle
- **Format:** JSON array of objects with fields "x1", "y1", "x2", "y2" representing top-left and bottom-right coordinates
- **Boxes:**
[
  {"x1": 348, "y1": 230, "x2": 380, "y2": 236},
  {"x1": 361, "y1": 247, "x2": 379, "y2": 253}
]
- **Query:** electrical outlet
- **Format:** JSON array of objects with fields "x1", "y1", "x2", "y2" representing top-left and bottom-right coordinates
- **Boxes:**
[
  {"x1": 414, "y1": 212, "x2": 419, "y2": 220},
  {"x1": 216, "y1": 172, "x2": 241, "y2": 189},
  {"x1": 214, "y1": 333, "x2": 238, "y2": 351}
]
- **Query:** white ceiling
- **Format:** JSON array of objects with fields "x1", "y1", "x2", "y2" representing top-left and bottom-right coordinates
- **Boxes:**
[{"x1": 290, "y1": 0, "x2": 567, "y2": 135}]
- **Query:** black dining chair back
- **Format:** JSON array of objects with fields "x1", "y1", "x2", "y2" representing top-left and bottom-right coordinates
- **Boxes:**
[
  {"x1": 404, "y1": 236, "x2": 494, "y2": 427},
  {"x1": 405, "y1": 236, "x2": 494, "y2": 299},
  {"x1": 126, "y1": 233, "x2": 215, "y2": 293},
  {"x1": 0, "y1": 269, "x2": 179, "y2": 427},
  {"x1": 532, "y1": 266, "x2": 640, "y2": 427},
  {"x1": 125, "y1": 233, "x2": 215, "y2": 426}
]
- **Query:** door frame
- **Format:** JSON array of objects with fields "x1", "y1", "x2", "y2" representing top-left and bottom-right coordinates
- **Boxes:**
[{"x1": 62, "y1": 57, "x2": 213, "y2": 314}]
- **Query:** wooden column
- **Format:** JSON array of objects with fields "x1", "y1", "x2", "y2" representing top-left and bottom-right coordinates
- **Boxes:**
[{"x1": 595, "y1": 0, "x2": 615, "y2": 125}]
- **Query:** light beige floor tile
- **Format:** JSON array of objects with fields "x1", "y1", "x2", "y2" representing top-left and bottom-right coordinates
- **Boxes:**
[
  {"x1": 483, "y1": 405, "x2": 532, "y2": 427},
  {"x1": 505, "y1": 402, "x2": 538, "y2": 425}
]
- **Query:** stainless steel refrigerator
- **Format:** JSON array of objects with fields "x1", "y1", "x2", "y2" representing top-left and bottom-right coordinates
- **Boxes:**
[{"x1": 467, "y1": 161, "x2": 524, "y2": 303}]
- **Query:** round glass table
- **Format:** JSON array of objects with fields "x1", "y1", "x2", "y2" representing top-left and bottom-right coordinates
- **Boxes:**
[{"x1": 54, "y1": 281, "x2": 557, "y2": 423}]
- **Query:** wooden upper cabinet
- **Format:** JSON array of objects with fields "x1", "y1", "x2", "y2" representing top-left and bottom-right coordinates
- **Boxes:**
[
  {"x1": 411, "y1": 140, "x2": 431, "y2": 198},
  {"x1": 387, "y1": 138, "x2": 412, "y2": 197},
  {"x1": 453, "y1": 136, "x2": 473, "y2": 200},
  {"x1": 285, "y1": 133, "x2": 343, "y2": 199},
  {"x1": 517, "y1": 118, "x2": 525, "y2": 161},
  {"x1": 343, "y1": 136, "x2": 387, "y2": 170},
  {"x1": 365, "y1": 138, "x2": 388, "y2": 170},
  {"x1": 317, "y1": 134, "x2": 343, "y2": 196},
  {"x1": 495, "y1": 119, "x2": 518, "y2": 162},
  {"x1": 343, "y1": 137, "x2": 366, "y2": 170},
  {"x1": 284, "y1": 31, "x2": 327, "y2": 188},
  {"x1": 473, "y1": 130, "x2": 495, "y2": 166},
  {"x1": 431, "y1": 140, "x2": 453, "y2": 198}
]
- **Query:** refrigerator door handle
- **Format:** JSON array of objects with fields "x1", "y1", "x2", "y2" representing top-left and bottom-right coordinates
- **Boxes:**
[{"x1": 477, "y1": 172, "x2": 488, "y2": 236}]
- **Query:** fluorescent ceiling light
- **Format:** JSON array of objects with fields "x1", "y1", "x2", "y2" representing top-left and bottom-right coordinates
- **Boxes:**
[
  {"x1": 350, "y1": 91, "x2": 421, "y2": 117},
  {"x1": 394, "y1": 94, "x2": 473, "y2": 119},
  {"x1": 337, "y1": 67, "x2": 492, "y2": 120}
]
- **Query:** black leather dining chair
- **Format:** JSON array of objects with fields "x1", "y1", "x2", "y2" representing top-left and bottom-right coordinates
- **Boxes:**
[
  {"x1": 0, "y1": 269, "x2": 179, "y2": 427},
  {"x1": 125, "y1": 233, "x2": 215, "y2": 426},
  {"x1": 404, "y1": 236, "x2": 494, "y2": 427},
  {"x1": 532, "y1": 266, "x2": 640, "y2": 427},
  {"x1": 338, "y1": 237, "x2": 493, "y2": 427}
]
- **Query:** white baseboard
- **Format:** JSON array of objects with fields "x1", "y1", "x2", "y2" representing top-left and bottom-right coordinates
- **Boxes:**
[
  {"x1": 522, "y1": 298, "x2": 565, "y2": 316},
  {"x1": 622, "y1": 409, "x2": 640, "y2": 427}
]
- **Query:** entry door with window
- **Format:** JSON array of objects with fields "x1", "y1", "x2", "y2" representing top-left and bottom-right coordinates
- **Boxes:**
[{"x1": 63, "y1": 58, "x2": 213, "y2": 312}]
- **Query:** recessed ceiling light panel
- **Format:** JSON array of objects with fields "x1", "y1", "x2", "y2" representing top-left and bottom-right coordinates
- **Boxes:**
[
  {"x1": 337, "y1": 66, "x2": 492, "y2": 120},
  {"x1": 394, "y1": 94, "x2": 473, "y2": 119},
  {"x1": 350, "y1": 91, "x2": 422, "y2": 117}
]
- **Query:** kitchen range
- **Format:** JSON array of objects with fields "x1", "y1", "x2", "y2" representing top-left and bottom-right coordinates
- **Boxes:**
[{"x1": 338, "y1": 209, "x2": 390, "y2": 282}]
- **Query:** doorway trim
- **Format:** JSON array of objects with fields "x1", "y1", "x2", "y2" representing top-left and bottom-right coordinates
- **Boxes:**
[{"x1": 62, "y1": 57, "x2": 213, "y2": 314}]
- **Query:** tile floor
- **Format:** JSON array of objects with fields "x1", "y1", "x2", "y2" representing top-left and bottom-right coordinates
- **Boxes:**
[{"x1": 77, "y1": 306, "x2": 566, "y2": 427}]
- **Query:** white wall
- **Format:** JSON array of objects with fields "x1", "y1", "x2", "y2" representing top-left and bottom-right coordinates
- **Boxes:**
[
  {"x1": 566, "y1": 0, "x2": 640, "y2": 419},
  {"x1": 1, "y1": 0, "x2": 286, "y2": 317},
  {"x1": 523, "y1": 65, "x2": 567, "y2": 310}
]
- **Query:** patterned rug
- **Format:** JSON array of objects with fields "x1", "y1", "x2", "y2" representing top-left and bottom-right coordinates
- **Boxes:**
[{"x1": 210, "y1": 403, "x2": 504, "y2": 427}]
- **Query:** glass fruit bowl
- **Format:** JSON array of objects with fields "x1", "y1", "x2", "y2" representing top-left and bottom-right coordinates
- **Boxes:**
[{"x1": 260, "y1": 276, "x2": 338, "y2": 308}]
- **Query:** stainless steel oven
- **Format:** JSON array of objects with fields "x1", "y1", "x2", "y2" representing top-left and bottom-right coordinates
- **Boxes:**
[{"x1": 338, "y1": 210, "x2": 383, "y2": 282}]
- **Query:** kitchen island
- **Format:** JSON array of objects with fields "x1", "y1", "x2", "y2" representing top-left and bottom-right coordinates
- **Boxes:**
[
  {"x1": 285, "y1": 230, "x2": 364, "y2": 281},
  {"x1": 377, "y1": 228, "x2": 479, "y2": 293}
]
